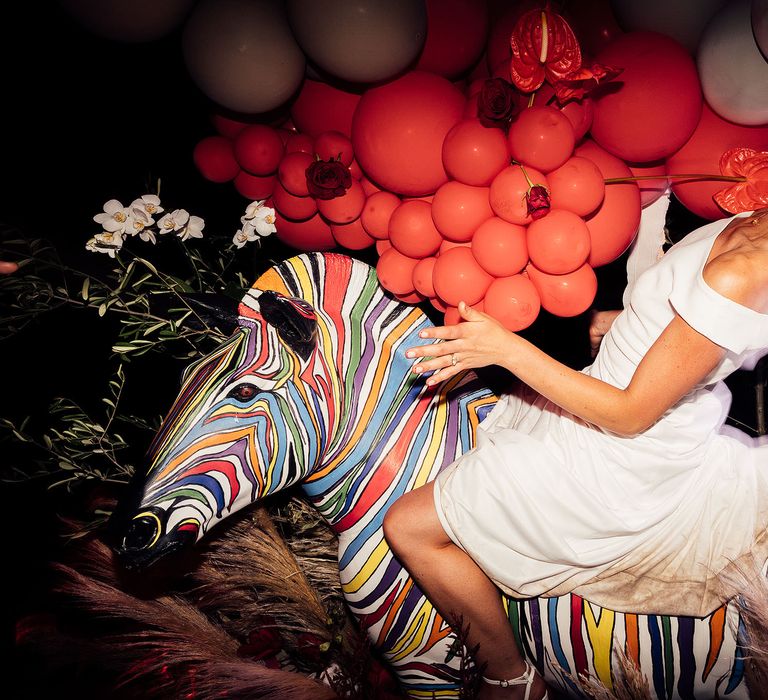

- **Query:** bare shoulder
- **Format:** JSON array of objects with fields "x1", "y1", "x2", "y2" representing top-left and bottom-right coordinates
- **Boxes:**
[{"x1": 703, "y1": 234, "x2": 768, "y2": 312}]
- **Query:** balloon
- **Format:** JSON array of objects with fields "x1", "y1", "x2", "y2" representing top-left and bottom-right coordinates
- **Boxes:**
[
  {"x1": 442, "y1": 118, "x2": 510, "y2": 186},
  {"x1": 316, "y1": 180, "x2": 366, "y2": 224},
  {"x1": 182, "y1": 0, "x2": 305, "y2": 114},
  {"x1": 361, "y1": 191, "x2": 402, "y2": 239},
  {"x1": 432, "y1": 247, "x2": 493, "y2": 306},
  {"x1": 389, "y1": 200, "x2": 443, "y2": 258},
  {"x1": 211, "y1": 112, "x2": 255, "y2": 139},
  {"x1": 278, "y1": 151, "x2": 314, "y2": 196},
  {"x1": 562, "y1": 0, "x2": 623, "y2": 57},
  {"x1": 233, "y1": 125, "x2": 284, "y2": 175},
  {"x1": 547, "y1": 157, "x2": 606, "y2": 216},
  {"x1": 443, "y1": 300, "x2": 484, "y2": 325},
  {"x1": 413, "y1": 256, "x2": 437, "y2": 297},
  {"x1": 361, "y1": 176, "x2": 383, "y2": 197},
  {"x1": 60, "y1": 0, "x2": 195, "y2": 42},
  {"x1": 272, "y1": 180, "x2": 317, "y2": 221},
  {"x1": 507, "y1": 106, "x2": 576, "y2": 173},
  {"x1": 313, "y1": 131, "x2": 354, "y2": 166},
  {"x1": 698, "y1": 0, "x2": 768, "y2": 126},
  {"x1": 351, "y1": 71, "x2": 466, "y2": 196},
  {"x1": 289, "y1": 80, "x2": 361, "y2": 138},
  {"x1": 331, "y1": 218, "x2": 375, "y2": 250},
  {"x1": 755, "y1": 0, "x2": 768, "y2": 58},
  {"x1": 285, "y1": 132, "x2": 315, "y2": 154},
  {"x1": 376, "y1": 239, "x2": 392, "y2": 256},
  {"x1": 415, "y1": 0, "x2": 489, "y2": 78},
  {"x1": 629, "y1": 161, "x2": 669, "y2": 208},
  {"x1": 526, "y1": 209, "x2": 591, "y2": 274},
  {"x1": 530, "y1": 84, "x2": 594, "y2": 141},
  {"x1": 193, "y1": 136, "x2": 240, "y2": 183},
  {"x1": 526, "y1": 262, "x2": 598, "y2": 317},
  {"x1": 431, "y1": 296, "x2": 448, "y2": 313},
  {"x1": 489, "y1": 165, "x2": 549, "y2": 225},
  {"x1": 590, "y1": 31, "x2": 702, "y2": 162},
  {"x1": 348, "y1": 159, "x2": 363, "y2": 180},
  {"x1": 608, "y1": 0, "x2": 725, "y2": 53},
  {"x1": 431, "y1": 181, "x2": 494, "y2": 242},
  {"x1": 471, "y1": 218, "x2": 529, "y2": 277},
  {"x1": 666, "y1": 102, "x2": 768, "y2": 220},
  {"x1": 234, "y1": 171, "x2": 276, "y2": 200},
  {"x1": 275, "y1": 212, "x2": 336, "y2": 251},
  {"x1": 376, "y1": 247, "x2": 420, "y2": 296},
  {"x1": 396, "y1": 290, "x2": 427, "y2": 305},
  {"x1": 575, "y1": 140, "x2": 641, "y2": 267},
  {"x1": 483, "y1": 275, "x2": 541, "y2": 331},
  {"x1": 286, "y1": 0, "x2": 427, "y2": 83},
  {"x1": 439, "y1": 239, "x2": 471, "y2": 254},
  {"x1": 485, "y1": 0, "x2": 541, "y2": 72}
]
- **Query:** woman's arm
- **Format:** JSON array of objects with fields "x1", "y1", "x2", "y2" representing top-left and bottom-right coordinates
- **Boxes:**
[{"x1": 407, "y1": 302, "x2": 725, "y2": 437}]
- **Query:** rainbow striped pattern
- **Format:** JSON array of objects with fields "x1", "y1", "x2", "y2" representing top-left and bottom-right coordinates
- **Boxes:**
[{"x1": 131, "y1": 252, "x2": 748, "y2": 699}]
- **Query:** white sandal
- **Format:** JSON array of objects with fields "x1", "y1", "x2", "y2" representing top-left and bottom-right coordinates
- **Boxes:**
[{"x1": 482, "y1": 659, "x2": 549, "y2": 699}]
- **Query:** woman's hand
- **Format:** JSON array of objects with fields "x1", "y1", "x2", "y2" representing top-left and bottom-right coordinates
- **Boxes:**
[
  {"x1": 0, "y1": 261, "x2": 18, "y2": 274},
  {"x1": 406, "y1": 301, "x2": 517, "y2": 386},
  {"x1": 588, "y1": 309, "x2": 621, "y2": 358}
]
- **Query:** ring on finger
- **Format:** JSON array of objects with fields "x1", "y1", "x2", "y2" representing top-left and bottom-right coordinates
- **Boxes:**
[{"x1": 451, "y1": 353, "x2": 458, "y2": 367}]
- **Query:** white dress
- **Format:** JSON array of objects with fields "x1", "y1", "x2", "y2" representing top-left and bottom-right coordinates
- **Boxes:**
[{"x1": 433, "y1": 213, "x2": 768, "y2": 617}]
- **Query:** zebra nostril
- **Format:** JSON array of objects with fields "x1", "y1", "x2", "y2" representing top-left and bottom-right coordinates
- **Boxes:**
[{"x1": 121, "y1": 516, "x2": 159, "y2": 552}]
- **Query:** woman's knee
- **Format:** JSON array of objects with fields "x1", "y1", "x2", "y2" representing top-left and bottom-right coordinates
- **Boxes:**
[{"x1": 383, "y1": 483, "x2": 447, "y2": 557}]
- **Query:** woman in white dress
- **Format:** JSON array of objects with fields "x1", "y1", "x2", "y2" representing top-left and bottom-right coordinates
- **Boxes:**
[{"x1": 383, "y1": 209, "x2": 768, "y2": 700}]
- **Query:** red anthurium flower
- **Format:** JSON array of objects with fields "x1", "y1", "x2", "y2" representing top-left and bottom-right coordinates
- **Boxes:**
[
  {"x1": 510, "y1": 6, "x2": 582, "y2": 94},
  {"x1": 714, "y1": 147, "x2": 768, "y2": 214},
  {"x1": 553, "y1": 62, "x2": 623, "y2": 103}
]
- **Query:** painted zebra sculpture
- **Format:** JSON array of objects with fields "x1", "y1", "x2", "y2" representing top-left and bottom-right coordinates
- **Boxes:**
[{"x1": 116, "y1": 252, "x2": 749, "y2": 699}]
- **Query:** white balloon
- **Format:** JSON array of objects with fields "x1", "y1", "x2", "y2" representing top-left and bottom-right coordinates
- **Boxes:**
[
  {"x1": 609, "y1": 0, "x2": 727, "y2": 53},
  {"x1": 60, "y1": 0, "x2": 196, "y2": 42},
  {"x1": 754, "y1": 0, "x2": 768, "y2": 59},
  {"x1": 182, "y1": 0, "x2": 306, "y2": 115},
  {"x1": 697, "y1": 0, "x2": 768, "y2": 125}
]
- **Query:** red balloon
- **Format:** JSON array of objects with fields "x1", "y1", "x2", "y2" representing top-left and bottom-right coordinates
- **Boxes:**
[
  {"x1": 361, "y1": 191, "x2": 401, "y2": 239},
  {"x1": 432, "y1": 246, "x2": 493, "y2": 306},
  {"x1": 277, "y1": 151, "x2": 313, "y2": 196},
  {"x1": 413, "y1": 256, "x2": 437, "y2": 297},
  {"x1": 361, "y1": 176, "x2": 383, "y2": 196},
  {"x1": 397, "y1": 290, "x2": 427, "y2": 305},
  {"x1": 389, "y1": 200, "x2": 443, "y2": 258},
  {"x1": 666, "y1": 102, "x2": 768, "y2": 221},
  {"x1": 431, "y1": 296, "x2": 448, "y2": 313},
  {"x1": 439, "y1": 239, "x2": 471, "y2": 254},
  {"x1": 233, "y1": 124, "x2": 284, "y2": 175},
  {"x1": 562, "y1": 0, "x2": 623, "y2": 57},
  {"x1": 313, "y1": 130, "x2": 354, "y2": 166},
  {"x1": 331, "y1": 218, "x2": 375, "y2": 251},
  {"x1": 442, "y1": 118, "x2": 510, "y2": 186},
  {"x1": 376, "y1": 247, "x2": 420, "y2": 295},
  {"x1": 376, "y1": 239, "x2": 392, "y2": 256},
  {"x1": 415, "y1": 0, "x2": 489, "y2": 78},
  {"x1": 530, "y1": 84, "x2": 594, "y2": 141},
  {"x1": 285, "y1": 132, "x2": 314, "y2": 154},
  {"x1": 525, "y1": 262, "x2": 598, "y2": 317},
  {"x1": 234, "y1": 171, "x2": 276, "y2": 200},
  {"x1": 289, "y1": 79, "x2": 361, "y2": 138},
  {"x1": 351, "y1": 71, "x2": 465, "y2": 196},
  {"x1": 591, "y1": 31, "x2": 702, "y2": 162},
  {"x1": 431, "y1": 181, "x2": 493, "y2": 241},
  {"x1": 272, "y1": 180, "x2": 317, "y2": 221},
  {"x1": 629, "y1": 161, "x2": 669, "y2": 208},
  {"x1": 193, "y1": 135, "x2": 240, "y2": 183},
  {"x1": 526, "y1": 209, "x2": 591, "y2": 274},
  {"x1": 489, "y1": 165, "x2": 549, "y2": 225},
  {"x1": 483, "y1": 275, "x2": 541, "y2": 331},
  {"x1": 348, "y1": 159, "x2": 363, "y2": 180},
  {"x1": 575, "y1": 140, "x2": 641, "y2": 267},
  {"x1": 547, "y1": 156, "x2": 606, "y2": 216},
  {"x1": 443, "y1": 299, "x2": 485, "y2": 325},
  {"x1": 471, "y1": 217, "x2": 528, "y2": 277},
  {"x1": 211, "y1": 112, "x2": 252, "y2": 139},
  {"x1": 316, "y1": 180, "x2": 365, "y2": 224},
  {"x1": 508, "y1": 106, "x2": 576, "y2": 173},
  {"x1": 275, "y1": 212, "x2": 335, "y2": 251},
  {"x1": 485, "y1": 0, "x2": 540, "y2": 72}
]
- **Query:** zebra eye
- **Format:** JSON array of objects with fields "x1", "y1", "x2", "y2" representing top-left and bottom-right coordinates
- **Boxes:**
[{"x1": 228, "y1": 383, "x2": 257, "y2": 402}]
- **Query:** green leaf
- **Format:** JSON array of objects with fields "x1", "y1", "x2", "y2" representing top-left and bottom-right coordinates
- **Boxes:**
[
  {"x1": 81, "y1": 277, "x2": 90, "y2": 301},
  {"x1": 98, "y1": 303, "x2": 107, "y2": 317}
]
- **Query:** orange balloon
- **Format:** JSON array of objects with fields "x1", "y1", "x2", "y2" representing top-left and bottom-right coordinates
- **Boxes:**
[
  {"x1": 432, "y1": 247, "x2": 493, "y2": 306},
  {"x1": 431, "y1": 181, "x2": 494, "y2": 241},
  {"x1": 234, "y1": 171, "x2": 276, "y2": 200},
  {"x1": 316, "y1": 180, "x2": 365, "y2": 224},
  {"x1": 351, "y1": 71, "x2": 465, "y2": 196},
  {"x1": 360, "y1": 176, "x2": 383, "y2": 196},
  {"x1": 278, "y1": 151, "x2": 313, "y2": 196},
  {"x1": 507, "y1": 106, "x2": 576, "y2": 173},
  {"x1": 547, "y1": 156, "x2": 605, "y2": 216},
  {"x1": 389, "y1": 200, "x2": 443, "y2": 258},
  {"x1": 471, "y1": 217, "x2": 528, "y2": 277},
  {"x1": 396, "y1": 290, "x2": 427, "y2": 305},
  {"x1": 489, "y1": 165, "x2": 549, "y2": 224},
  {"x1": 575, "y1": 140, "x2": 641, "y2": 267},
  {"x1": 331, "y1": 218, "x2": 375, "y2": 251},
  {"x1": 290, "y1": 79, "x2": 361, "y2": 138},
  {"x1": 431, "y1": 296, "x2": 449, "y2": 313},
  {"x1": 525, "y1": 262, "x2": 597, "y2": 317},
  {"x1": 526, "y1": 209, "x2": 591, "y2": 274},
  {"x1": 272, "y1": 180, "x2": 317, "y2": 221},
  {"x1": 313, "y1": 130, "x2": 354, "y2": 166},
  {"x1": 443, "y1": 299, "x2": 485, "y2": 325},
  {"x1": 483, "y1": 275, "x2": 541, "y2": 331},
  {"x1": 629, "y1": 161, "x2": 669, "y2": 208},
  {"x1": 275, "y1": 212, "x2": 336, "y2": 251},
  {"x1": 361, "y1": 191, "x2": 402, "y2": 239},
  {"x1": 413, "y1": 256, "x2": 437, "y2": 297},
  {"x1": 442, "y1": 118, "x2": 510, "y2": 186},
  {"x1": 376, "y1": 239, "x2": 392, "y2": 255},
  {"x1": 234, "y1": 124, "x2": 284, "y2": 176},
  {"x1": 376, "y1": 247, "x2": 420, "y2": 295},
  {"x1": 530, "y1": 84, "x2": 594, "y2": 141},
  {"x1": 439, "y1": 239, "x2": 471, "y2": 254}
]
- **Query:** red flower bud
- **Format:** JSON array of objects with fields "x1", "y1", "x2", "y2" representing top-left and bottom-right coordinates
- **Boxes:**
[
  {"x1": 306, "y1": 157, "x2": 352, "y2": 200},
  {"x1": 526, "y1": 185, "x2": 551, "y2": 220}
]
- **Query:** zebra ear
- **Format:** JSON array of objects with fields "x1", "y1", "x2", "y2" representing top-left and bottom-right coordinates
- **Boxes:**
[
  {"x1": 176, "y1": 292, "x2": 240, "y2": 336},
  {"x1": 258, "y1": 290, "x2": 318, "y2": 360}
]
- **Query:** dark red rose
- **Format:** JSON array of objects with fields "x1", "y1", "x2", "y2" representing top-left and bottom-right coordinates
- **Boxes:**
[
  {"x1": 477, "y1": 77, "x2": 518, "y2": 129},
  {"x1": 526, "y1": 185, "x2": 550, "y2": 220},
  {"x1": 238, "y1": 625, "x2": 283, "y2": 661},
  {"x1": 306, "y1": 157, "x2": 352, "y2": 200}
]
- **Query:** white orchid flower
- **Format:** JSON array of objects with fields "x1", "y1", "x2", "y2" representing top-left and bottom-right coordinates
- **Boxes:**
[
  {"x1": 125, "y1": 208, "x2": 154, "y2": 237},
  {"x1": 85, "y1": 230, "x2": 124, "y2": 258},
  {"x1": 139, "y1": 228, "x2": 157, "y2": 244},
  {"x1": 241, "y1": 199, "x2": 268, "y2": 223},
  {"x1": 157, "y1": 209, "x2": 190, "y2": 234},
  {"x1": 93, "y1": 199, "x2": 130, "y2": 234},
  {"x1": 232, "y1": 228, "x2": 255, "y2": 249},
  {"x1": 178, "y1": 215, "x2": 205, "y2": 241},
  {"x1": 131, "y1": 194, "x2": 164, "y2": 218},
  {"x1": 249, "y1": 205, "x2": 276, "y2": 237}
]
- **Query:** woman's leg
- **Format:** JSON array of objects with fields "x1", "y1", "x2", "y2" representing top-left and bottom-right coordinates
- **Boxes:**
[{"x1": 382, "y1": 482, "x2": 547, "y2": 699}]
